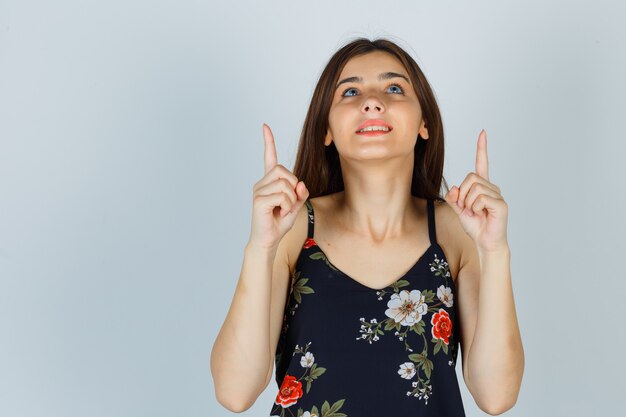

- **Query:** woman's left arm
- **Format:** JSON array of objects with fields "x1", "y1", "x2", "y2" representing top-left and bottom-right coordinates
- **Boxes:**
[{"x1": 445, "y1": 130, "x2": 524, "y2": 415}]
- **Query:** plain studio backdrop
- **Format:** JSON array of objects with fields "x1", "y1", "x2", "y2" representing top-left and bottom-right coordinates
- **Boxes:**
[{"x1": 1, "y1": 0, "x2": 625, "y2": 416}]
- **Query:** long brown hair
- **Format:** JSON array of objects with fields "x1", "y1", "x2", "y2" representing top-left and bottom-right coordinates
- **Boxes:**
[{"x1": 292, "y1": 37, "x2": 449, "y2": 203}]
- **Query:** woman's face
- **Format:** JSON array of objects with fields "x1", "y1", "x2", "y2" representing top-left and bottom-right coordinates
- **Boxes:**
[{"x1": 325, "y1": 51, "x2": 428, "y2": 159}]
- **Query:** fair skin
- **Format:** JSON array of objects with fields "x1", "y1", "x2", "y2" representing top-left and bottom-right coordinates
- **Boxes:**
[
  {"x1": 313, "y1": 50, "x2": 437, "y2": 290},
  {"x1": 295, "y1": 50, "x2": 523, "y2": 414}
]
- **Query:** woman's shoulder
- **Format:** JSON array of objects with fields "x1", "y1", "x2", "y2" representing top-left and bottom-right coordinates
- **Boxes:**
[
  {"x1": 280, "y1": 195, "x2": 316, "y2": 275},
  {"x1": 428, "y1": 197, "x2": 465, "y2": 282},
  {"x1": 280, "y1": 193, "x2": 339, "y2": 273}
]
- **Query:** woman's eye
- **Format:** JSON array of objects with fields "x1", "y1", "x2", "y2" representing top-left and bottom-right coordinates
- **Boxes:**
[
  {"x1": 387, "y1": 84, "x2": 404, "y2": 94},
  {"x1": 342, "y1": 88, "x2": 358, "y2": 97},
  {"x1": 341, "y1": 83, "x2": 405, "y2": 97}
]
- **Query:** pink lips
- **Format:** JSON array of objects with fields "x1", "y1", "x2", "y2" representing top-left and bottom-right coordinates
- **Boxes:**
[
  {"x1": 355, "y1": 119, "x2": 393, "y2": 134},
  {"x1": 356, "y1": 130, "x2": 390, "y2": 137}
]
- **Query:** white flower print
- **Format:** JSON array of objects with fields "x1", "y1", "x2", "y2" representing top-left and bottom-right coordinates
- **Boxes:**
[
  {"x1": 385, "y1": 289, "x2": 428, "y2": 326},
  {"x1": 357, "y1": 317, "x2": 382, "y2": 343},
  {"x1": 398, "y1": 362, "x2": 417, "y2": 379},
  {"x1": 437, "y1": 285, "x2": 454, "y2": 307},
  {"x1": 349, "y1": 252, "x2": 458, "y2": 408},
  {"x1": 415, "y1": 384, "x2": 433, "y2": 404},
  {"x1": 300, "y1": 351, "x2": 315, "y2": 368}
]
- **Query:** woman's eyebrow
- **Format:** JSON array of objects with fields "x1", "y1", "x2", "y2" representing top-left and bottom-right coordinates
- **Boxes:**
[{"x1": 335, "y1": 72, "x2": 411, "y2": 90}]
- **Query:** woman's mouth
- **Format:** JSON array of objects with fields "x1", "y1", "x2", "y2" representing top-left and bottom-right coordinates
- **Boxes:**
[{"x1": 355, "y1": 127, "x2": 392, "y2": 137}]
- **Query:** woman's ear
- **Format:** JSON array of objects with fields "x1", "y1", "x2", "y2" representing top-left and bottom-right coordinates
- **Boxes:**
[
  {"x1": 419, "y1": 121, "x2": 429, "y2": 140},
  {"x1": 324, "y1": 130, "x2": 333, "y2": 146}
]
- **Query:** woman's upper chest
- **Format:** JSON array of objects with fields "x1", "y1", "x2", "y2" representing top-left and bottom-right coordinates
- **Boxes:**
[{"x1": 288, "y1": 195, "x2": 462, "y2": 289}]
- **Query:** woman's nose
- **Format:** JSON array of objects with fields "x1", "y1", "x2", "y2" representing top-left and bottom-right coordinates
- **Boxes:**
[{"x1": 361, "y1": 95, "x2": 385, "y2": 113}]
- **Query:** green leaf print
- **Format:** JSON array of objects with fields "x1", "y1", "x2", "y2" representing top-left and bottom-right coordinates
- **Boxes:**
[
  {"x1": 409, "y1": 353, "x2": 427, "y2": 364},
  {"x1": 321, "y1": 400, "x2": 347, "y2": 417},
  {"x1": 272, "y1": 341, "x2": 349, "y2": 416},
  {"x1": 422, "y1": 289, "x2": 436, "y2": 303},
  {"x1": 433, "y1": 338, "x2": 442, "y2": 354},
  {"x1": 391, "y1": 279, "x2": 411, "y2": 289},
  {"x1": 384, "y1": 320, "x2": 397, "y2": 331},
  {"x1": 309, "y1": 251, "x2": 340, "y2": 272},
  {"x1": 329, "y1": 399, "x2": 346, "y2": 413},
  {"x1": 432, "y1": 337, "x2": 449, "y2": 355},
  {"x1": 292, "y1": 275, "x2": 315, "y2": 304},
  {"x1": 412, "y1": 320, "x2": 425, "y2": 335},
  {"x1": 310, "y1": 364, "x2": 327, "y2": 378},
  {"x1": 422, "y1": 357, "x2": 434, "y2": 380}
]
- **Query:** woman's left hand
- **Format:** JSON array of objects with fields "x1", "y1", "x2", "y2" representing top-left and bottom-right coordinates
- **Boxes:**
[{"x1": 444, "y1": 129, "x2": 509, "y2": 253}]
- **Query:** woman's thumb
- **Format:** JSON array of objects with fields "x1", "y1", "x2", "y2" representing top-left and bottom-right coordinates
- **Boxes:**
[{"x1": 289, "y1": 181, "x2": 308, "y2": 213}]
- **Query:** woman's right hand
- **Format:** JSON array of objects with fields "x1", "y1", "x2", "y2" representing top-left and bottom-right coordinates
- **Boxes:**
[{"x1": 248, "y1": 123, "x2": 309, "y2": 250}]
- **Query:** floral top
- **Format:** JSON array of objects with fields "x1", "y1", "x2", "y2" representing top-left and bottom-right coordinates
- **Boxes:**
[{"x1": 269, "y1": 198, "x2": 466, "y2": 417}]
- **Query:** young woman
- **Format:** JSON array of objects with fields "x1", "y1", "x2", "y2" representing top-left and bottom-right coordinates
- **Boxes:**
[{"x1": 211, "y1": 38, "x2": 524, "y2": 417}]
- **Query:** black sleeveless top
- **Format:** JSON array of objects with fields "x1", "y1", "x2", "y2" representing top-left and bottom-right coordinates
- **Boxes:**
[{"x1": 269, "y1": 198, "x2": 466, "y2": 417}]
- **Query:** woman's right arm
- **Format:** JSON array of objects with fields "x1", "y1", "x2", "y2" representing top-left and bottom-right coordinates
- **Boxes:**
[
  {"x1": 210, "y1": 239, "x2": 287, "y2": 412},
  {"x1": 210, "y1": 123, "x2": 308, "y2": 412}
]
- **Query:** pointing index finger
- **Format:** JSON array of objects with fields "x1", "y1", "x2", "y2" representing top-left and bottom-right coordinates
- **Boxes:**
[
  {"x1": 263, "y1": 123, "x2": 278, "y2": 175},
  {"x1": 475, "y1": 129, "x2": 489, "y2": 181}
]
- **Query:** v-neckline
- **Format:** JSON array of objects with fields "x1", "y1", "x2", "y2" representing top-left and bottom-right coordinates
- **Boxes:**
[{"x1": 311, "y1": 238, "x2": 435, "y2": 291}]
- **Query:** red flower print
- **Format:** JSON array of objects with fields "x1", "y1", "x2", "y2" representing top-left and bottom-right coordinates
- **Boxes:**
[
  {"x1": 431, "y1": 309, "x2": 452, "y2": 345},
  {"x1": 303, "y1": 238, "x2": 317, "y2": 249},
  {"x1": 275, "y1": 375, "x2": 303, "y2": 408}
]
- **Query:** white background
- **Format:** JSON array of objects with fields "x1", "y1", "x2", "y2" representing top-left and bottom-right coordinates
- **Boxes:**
[{"x1": 1, "y1": 0, "x2": 625, "y2": 415}]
